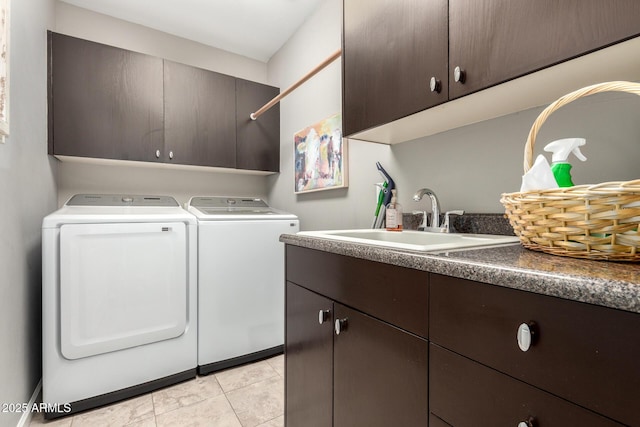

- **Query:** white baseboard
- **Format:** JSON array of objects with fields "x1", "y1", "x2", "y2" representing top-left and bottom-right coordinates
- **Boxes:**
[{"x1": 16, "y1": 379, "x2": 42, "y2": 427}]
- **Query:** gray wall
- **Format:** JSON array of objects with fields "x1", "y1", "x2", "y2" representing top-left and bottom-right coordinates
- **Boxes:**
[
  {"x1": 267, "y1": 0, "x2": 640, "y2": 229},
  {"x1": 391, "y1": 91, "x2": 640, "y2": 214},
  {"x1": 267, "y1": 0, "x2": 392, "y2": 231},
  {"x1": 0, "y1": 0, "x2": 57, "y2": 425}
]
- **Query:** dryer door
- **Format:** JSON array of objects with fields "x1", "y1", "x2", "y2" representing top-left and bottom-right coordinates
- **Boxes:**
[{"x1": 59, "y1": 222, "x2": 188, "y2": 360}]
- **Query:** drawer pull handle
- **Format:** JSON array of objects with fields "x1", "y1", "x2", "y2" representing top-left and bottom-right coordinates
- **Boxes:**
[
  {"x1": 517, "y1": 322, "x2": 538, "y2": 352},
  {"x1": 518, "y1": 416, "x2": 537, "y2": 427},
  {"x1": 318, "y1": 309, "x2": 330, "y2": 325},
  {"x1": 334, "y1": 318, "x2": 348, "y2": 335},
  {"x1": 429, "y1": 76, "x2": 442, "y2": 93},
  {"x1": 454, "y1": 66, "x2": 466, "y2": 83}
]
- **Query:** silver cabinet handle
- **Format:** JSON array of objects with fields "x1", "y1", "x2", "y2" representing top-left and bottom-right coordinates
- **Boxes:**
[
  {"x1": 429, "y1": 76, "x2": 441, "y2": 93},
  {"x1": 169, "y1": 150, "x2": 174, "y2": 160},
  {"x1": 334, "y1": 318, "x2": 348, "y2": 335},
  {"x1": 318, "y1": 309, "x2": 330, "y2": 325},
  {"x1": 517, "y1": 322, "x2": 537, "y2": 352},
  {"x1": 155, "y1": 149, "x2": 161, "y2": 158},
  {"x1": 453, "y1": 66, "x2": 466, "y2": 83}
]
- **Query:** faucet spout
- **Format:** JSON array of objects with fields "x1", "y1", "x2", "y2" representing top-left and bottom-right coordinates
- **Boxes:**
[{"x1": 413, "y1": 188, "x2": 441, "y2": 229}]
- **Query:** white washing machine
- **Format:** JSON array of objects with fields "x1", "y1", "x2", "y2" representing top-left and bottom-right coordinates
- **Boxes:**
[
  {"x1": 187, "y1": 196, "x2": 299, "y2": 374},
  {"x1": 42, "y1": 194, "x2": 197, "y2": 419}
]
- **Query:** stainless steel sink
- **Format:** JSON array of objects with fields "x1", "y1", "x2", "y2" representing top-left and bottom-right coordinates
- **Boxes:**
[{"x1": 297, "y1": 229, "x2": 519, "y2": 252}]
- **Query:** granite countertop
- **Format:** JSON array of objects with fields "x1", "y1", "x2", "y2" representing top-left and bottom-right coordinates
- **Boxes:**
[{"x1": 280, "y1": 233, "x2": 640, "y2": 315}]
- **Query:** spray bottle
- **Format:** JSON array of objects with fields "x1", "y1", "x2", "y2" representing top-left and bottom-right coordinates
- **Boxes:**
[{"x1": 543, "y1": 138, "x2": 587, "y2": 187}]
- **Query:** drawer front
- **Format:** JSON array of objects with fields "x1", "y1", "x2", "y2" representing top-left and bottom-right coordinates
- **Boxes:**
[
  {"x1": 286, "y1": 246, "x2": 429, "y2": 338},
  {"x1": 430, "y1": 344, "x2": 622, "y2": 427},
  {"x1": 430, "y1": 274, "x2": 640, "y2": 426}
]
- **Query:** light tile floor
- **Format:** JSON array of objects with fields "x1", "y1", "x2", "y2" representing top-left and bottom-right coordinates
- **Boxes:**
[{"x1": 30, "y1": 355, "x2": 284, "y2": 427}]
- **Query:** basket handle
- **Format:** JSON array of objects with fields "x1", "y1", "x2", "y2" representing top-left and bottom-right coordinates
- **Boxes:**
[{"x1": 523, "y1": 81, "x2": 640, "y2": 173}]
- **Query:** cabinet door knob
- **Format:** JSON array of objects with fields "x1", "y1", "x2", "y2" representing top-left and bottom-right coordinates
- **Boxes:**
[
  {"x1": 334, "y1": 318, "x2": 348, "y2": 335},
  {"x1": 429, "y1": 77, "x2": 441, "y2": 93},
  {"x1": 318, "y1": 309, "x2": 331, "y2": 324},
  {"x1": 155, "y1": 149, "x2": 161, "y2": 159},
  {"x1": 518, "y1": 416, "x2": 537, "y2": 427},
  {"x1": 169, "y1": 150, "x2": 174, "y2": 160},
  {"x1": 517, "y1": 322, "x2": 538, "y2": 352},
  {"x1": 453, "y1": 66, "x2": 466, "y2": 83}
]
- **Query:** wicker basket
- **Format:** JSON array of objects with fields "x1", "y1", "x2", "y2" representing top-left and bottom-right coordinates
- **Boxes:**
[{"x1": 500, "y1": 81, "x2": 640, "y2": 261}]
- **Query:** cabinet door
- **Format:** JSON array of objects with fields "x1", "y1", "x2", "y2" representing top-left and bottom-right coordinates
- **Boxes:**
[
  {"x1": 333, "y1": 304, "x2": 428, "y2": 427},
  {"x1": 343, "y1": 0, "x2": 448, "y2": 136},
  {"x1": 285, "y1": 283, "x2": 333, "y2": 427},
  {"x1": 164, "y1": 61, "x2": 236, "y2": 168},
  {"x1": 430, "y1": 344, "x2": 622, "y2": 427},
  {"x1": 48, "y1": 32, "x2": 164, "y2": 162},
  {"x1": 449, "y1": 0, "x2": 640, "y2": 98},
  {"x1": 236, "y1": 79, "x2": 280, "y2": 172}
]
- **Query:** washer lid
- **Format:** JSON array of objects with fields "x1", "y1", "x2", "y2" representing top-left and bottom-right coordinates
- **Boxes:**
[{"x1": 187, "y1": 196, "x2": 298, "y2": 220}]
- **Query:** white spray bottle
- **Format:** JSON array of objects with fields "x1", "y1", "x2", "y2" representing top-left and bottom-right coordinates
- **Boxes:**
[{"x1": 543, "y1": 138, "x2": 587, "y2": 187}]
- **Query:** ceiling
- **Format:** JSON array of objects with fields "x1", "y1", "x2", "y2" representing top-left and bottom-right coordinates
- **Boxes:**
[{"x1": 59, "y1": 0, "x2": 324, "y2": 62}]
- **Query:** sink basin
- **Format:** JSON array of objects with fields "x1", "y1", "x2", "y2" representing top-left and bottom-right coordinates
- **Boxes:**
[{"x1": 297, "y1": 229, "x2": 520, "y2": 252}]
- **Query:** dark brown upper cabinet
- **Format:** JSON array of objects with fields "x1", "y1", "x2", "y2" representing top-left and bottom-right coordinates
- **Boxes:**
[
  {"x1": 48, "y1": 32, "x2": 164, "y2": 163},
  {"x1": 235, "y1": 79, "x2": 280, "y2": 172},
  {"x1": 48, "y1": 32, "x2": 280, "y2": 172},
  {"x1": 164, "y1": 60, "x2": 236, "y2": 168},
  {"x1": 449, "y1": 0, "x2": 640, "y2": 99},
  {"x1": 342, "y1": 0, "x2": 448, "y2": 136},
  {"x1": 342, "y1": 0, "x2": 640, "y2": 138}
]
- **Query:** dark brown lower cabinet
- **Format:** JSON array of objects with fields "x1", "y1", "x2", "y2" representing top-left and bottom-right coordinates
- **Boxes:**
[
  {"x1": 285, "y1": 245, "x2": 637, "y2": 426},
  {"x1": 429, "y1": 273, "x2": 640, "y2": 426},
  {"x1": 429, "y1": 344, "x2": 622, "y2": 427},
  {"x1": 285, "y1": 282, "x2": 428, "y2": 427},
  {"x1": 333, "y1": 304, "x2": 428, "y2": 427},
  {"x1": 285, "y1": 283, "x2": 333, "y2": 427},
  {"x1": 429, "y1": 413, "x2": 452, "y2": 427}
]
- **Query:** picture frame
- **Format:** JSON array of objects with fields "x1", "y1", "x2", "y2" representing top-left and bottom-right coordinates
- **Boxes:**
[
  {"x1": 294, "y1": 113, "x2": 348, "y2": 194},
  {"x1": 0, "y1": 0, "x2": 9, "y2": 143}
]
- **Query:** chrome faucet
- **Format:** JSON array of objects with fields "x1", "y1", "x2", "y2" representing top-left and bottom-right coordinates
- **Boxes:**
[{"x1": 413, "y1": 188, "x2": 441, "y2": 230}]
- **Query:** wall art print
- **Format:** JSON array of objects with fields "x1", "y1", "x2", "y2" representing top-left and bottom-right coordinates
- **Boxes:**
[
  {"x1": 294, "y1": 113, "x2": 347, "y2": 194},
  {"x1": 0, "y1": 0, "x2": 8, "y2": 142}
]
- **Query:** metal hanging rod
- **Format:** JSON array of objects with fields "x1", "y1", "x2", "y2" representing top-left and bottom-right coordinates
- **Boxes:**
[{"x1": 250, "y1": 48, "x2": 342, "y2": 120}]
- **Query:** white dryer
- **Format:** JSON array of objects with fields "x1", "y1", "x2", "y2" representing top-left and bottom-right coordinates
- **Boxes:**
[
  {"x1": 187, "y1": 196, "x2": 299, "y2": 374},
  {"x1": 42, "y1": 194, "x2": 197, "y2": 419}
]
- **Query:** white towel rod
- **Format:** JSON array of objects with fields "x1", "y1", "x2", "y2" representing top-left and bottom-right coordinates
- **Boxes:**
[{"x1": 250, "y1": 48, "x2": 342, "y2": 120}]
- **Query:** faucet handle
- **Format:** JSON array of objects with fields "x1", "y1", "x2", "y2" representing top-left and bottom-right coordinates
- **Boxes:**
[
  {"x1": 443, "y1": 210, "x2": 464, "y2": 232},
  {"x1": 412, "y1": 211, "x2": 428, "y2": 230}
]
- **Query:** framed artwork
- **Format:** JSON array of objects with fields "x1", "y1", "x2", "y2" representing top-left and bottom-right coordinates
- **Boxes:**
[
  {"x1": 0, "y1": 0, "x2": 8, "y2": 142},
  {"x1": 294, "y1": 113, "x2": 348, "y2": 194}
]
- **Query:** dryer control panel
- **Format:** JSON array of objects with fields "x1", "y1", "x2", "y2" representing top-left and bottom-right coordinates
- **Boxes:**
[{"x1": 66, "y1": 194, "x2": 179, "y2": 207}]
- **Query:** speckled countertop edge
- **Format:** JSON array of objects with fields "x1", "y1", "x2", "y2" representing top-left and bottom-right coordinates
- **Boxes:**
[{"x1": 280, "y1": 234, "x2": 640, "y2": 314}]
